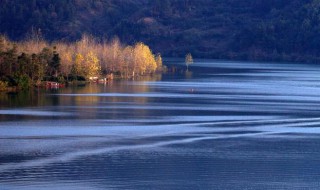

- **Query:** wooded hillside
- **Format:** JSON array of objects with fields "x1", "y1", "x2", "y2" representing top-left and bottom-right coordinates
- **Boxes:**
[{"x1": 1, "y1": 0, "x2": 319, "y2": 62}]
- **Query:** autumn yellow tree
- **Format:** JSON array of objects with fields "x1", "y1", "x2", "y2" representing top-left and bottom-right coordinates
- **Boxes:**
[
  {"x1": 107, "y1": 37, "x2": 122, "y2": 73},
  {"x1": 123, "y1": 45, "x2": 134, "y2": 78},
  {"x1": 144, "y1": 48, "x2": 157, "y2": 74},
  {"x1": 133, "y1": 42, "x2": 158, "y2": 75},
  {"x1": 72, "y1": 53, "x2": 84, "y2": 79},
  {"x1": 84, "y1": 51, "x2": 101, "y2": 79},
  {"x1": 133, "y1": 43, "x2": 146, "y2": 75}
]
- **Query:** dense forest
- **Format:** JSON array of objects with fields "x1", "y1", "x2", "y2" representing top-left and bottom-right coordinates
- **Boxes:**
[
  {"x1": 0, "y1": 35, "x2": 162, "y2": 91},
  {"x1": 1, "y1": 0, "x2": 320, "y2": 62}
]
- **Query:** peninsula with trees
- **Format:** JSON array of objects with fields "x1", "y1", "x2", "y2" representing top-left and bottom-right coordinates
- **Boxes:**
[{"x1": 0, "y1": 35, "x2": 163, "y2": 91}]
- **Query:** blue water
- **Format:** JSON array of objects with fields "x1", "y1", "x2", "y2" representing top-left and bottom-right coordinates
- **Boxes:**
[{"x1": 1, "y1": 59, "x2": 320, "y2": 189}]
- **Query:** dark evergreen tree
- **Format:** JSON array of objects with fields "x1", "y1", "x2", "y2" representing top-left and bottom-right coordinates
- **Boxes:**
[{"x1": 50, "y1": 47, "x2": 61, "y2": 77}]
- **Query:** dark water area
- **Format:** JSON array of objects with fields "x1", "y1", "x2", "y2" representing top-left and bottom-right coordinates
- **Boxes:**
[{"x1": 1, "y1": 59, "x2": 320, "y2": 189}]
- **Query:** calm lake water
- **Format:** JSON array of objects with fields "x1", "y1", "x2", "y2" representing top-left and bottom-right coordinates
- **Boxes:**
[{"x1": 1, "y1": 59, "x2": 320, "y2": 189}]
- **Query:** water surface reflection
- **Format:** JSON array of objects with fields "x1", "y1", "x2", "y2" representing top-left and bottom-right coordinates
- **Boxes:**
[{"x1": 1, "y1": 60, "x2": 320, "y2": 189}]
